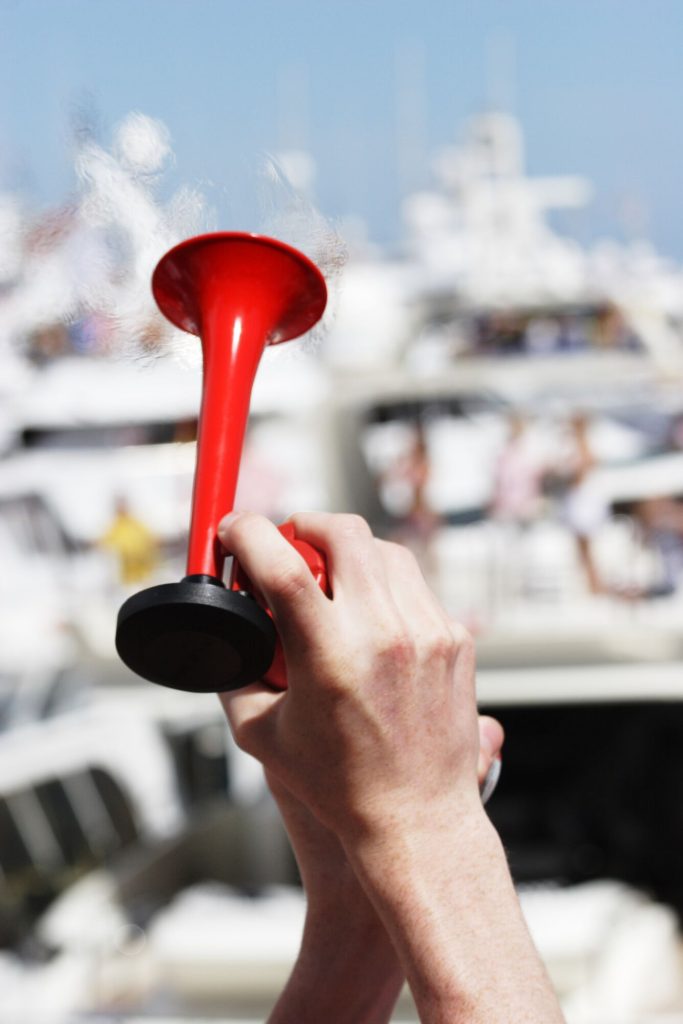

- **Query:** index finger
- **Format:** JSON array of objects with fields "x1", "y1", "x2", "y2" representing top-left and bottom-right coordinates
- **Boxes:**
[{"x1": 218, "y1": 511, "x2": 328, "y2": 645}]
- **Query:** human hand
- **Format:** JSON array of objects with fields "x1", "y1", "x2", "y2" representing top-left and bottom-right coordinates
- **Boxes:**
[
  {"x1": 219, "y1": 511, "x2": 493, "y2": 845},
  {"x1": 258, "y1": 715, "x2": 503, "y2": 905}
]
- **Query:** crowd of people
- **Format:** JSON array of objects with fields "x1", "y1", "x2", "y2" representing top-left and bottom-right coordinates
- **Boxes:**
[
  {"x1": 375, "y1": 408, "x2": 683, "y2": 605},
  {"x1": 468, "y1": 305, "x2": 642, "y2": 357}
]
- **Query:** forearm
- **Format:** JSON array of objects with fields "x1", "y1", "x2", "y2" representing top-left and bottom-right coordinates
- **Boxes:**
[
  {"x1": 219, "y1": 512, "x2": 543, "y2": 1020},
  {"x1": 267, "y1": 896, "x2": 404, "y2": 1024},
  {"x1": 345, "y1": 803, "x2": 564, "y2": 1024}
]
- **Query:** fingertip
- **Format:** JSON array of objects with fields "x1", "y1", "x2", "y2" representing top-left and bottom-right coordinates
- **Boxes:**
[
  {"x1": 478, "y1": 715, "x2": 505, "y2": 759},
  {"x1": 217, "y1": 509, "x2": 250, "y2": 546},
  {"x1": 219, "y1": 509, "x2": 242, "y2": 540}
]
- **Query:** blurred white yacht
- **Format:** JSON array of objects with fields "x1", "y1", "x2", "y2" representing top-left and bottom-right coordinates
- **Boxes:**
[
  {"x1": 2, "y1": 110, "x2": 683, "y2": 1022},
  {"x1": 323, "y1": 113, "x2": 683, "y2": 653},
  {"x1": 328, "y1": 111, "x2": 683, "y2": 376}
]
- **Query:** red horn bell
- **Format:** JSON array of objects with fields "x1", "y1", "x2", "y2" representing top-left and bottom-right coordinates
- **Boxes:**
[{"x1": 115, "y1": 232, "x2": 327, "y2": 693}]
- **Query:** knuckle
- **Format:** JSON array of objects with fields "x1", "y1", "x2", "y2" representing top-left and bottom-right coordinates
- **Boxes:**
[
  {"x1": 451, "y1": 622, "x2": 474, "y2": 653},
  {"x1": 452, "y1": 624, "x2": 476, "y2": 673},
  {"x1": 337, "y1": 513, "x2": 372, "y2": 542},
  {"x1": 383, "y1": 539, "x2": 418, "y2": 570},
  {"x1": 426, "y1": 629, "x2": 457, "y2": 663},
  {"x1": 376, "y1": 629, "x2": 416, "y2": 671},
  {"x1": 269, "y1": 558, "x2": 310, "y2": 602}
]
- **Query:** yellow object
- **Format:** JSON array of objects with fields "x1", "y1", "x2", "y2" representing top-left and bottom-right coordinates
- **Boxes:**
[{"x1": 101, "y1": 509, "x2": 159, "y2": 584}]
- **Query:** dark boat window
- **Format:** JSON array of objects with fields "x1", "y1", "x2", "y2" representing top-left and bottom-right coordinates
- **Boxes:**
[
  {"x1": 0, "y1": 799, "x2": 32, "y2": 874},
  {"x1": 34, "y1": 780, "x2": 91, "y2": 865},
  {"x1": 89, "y1": 768, "x2": 139, "y2": 848}
]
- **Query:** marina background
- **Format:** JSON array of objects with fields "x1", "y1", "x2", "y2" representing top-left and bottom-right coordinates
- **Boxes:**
[{"x1": 2, "y1": 3, "x2": 683, "y2": 1022}]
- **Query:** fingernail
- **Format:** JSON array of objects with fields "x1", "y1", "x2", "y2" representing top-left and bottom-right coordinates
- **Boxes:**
[{"x1": 480, "y1": 756, "x2": 502, "y2": 806}]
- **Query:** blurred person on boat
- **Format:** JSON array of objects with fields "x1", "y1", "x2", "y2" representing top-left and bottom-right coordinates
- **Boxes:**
[
  {"x1": 491, "y1": 411, "x2": 545, "y2": 526},
  {"x1": 557, "y1": 412, "x2": 608, "y2": 595},
  {"x1": 382, "y1": 420, "x2": 441, "y2": 581},
  {"x1": 100, "y1": 496, "x2": 159, "y2": 585},
  {"x1": 620, "y1": 495, "x2": 683, "y2": 598}
]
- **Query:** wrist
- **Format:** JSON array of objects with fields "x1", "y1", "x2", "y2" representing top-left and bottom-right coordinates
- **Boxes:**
[
  {"x1": 341, "y1": 808, "x2": 562, "y2": 1022},
  {"x1": 344, "y1": 803, "x2": 507, "y2": 984},
  {"x1": 340, "y1": 784, "x2": 490, "y2": 863},
  {"x1": 348, "y1": 802, "x2": 506, "y2": 918},
  {"x1": 301, "y1": 870, "x2": 402, "y2": 976},
  {"x1": 268, "y1": 895, "x2": 404, "y2": 1024},
  {"x1": 298, "y1": 853, "x2": 369, "y2": 909}
]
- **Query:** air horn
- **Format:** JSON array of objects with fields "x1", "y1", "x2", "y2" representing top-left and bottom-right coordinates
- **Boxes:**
[{"x1": 115, "y1": 232, "x2": 328, "y2": 693}]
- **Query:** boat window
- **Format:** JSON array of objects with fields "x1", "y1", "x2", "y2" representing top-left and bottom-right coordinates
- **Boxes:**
[
  {"x1": 165, "y1": 722, "x2": 230, "y2": 807},
  {"x1": 413, "y1": 304, "x2": 644, "y2": 361},
  {"x1": 0, "y1": 798, "x2": 32, "y2": 874},
  {"x1": 34, "y1": 779, "x2": 92, "y2": 866},
  {"x1": 89, "y1": 767, "x2": 139, "y2": 848},
  {"x1": 0, "y1": 496, "x2": 70, "y2": 556},
  {"x1": 21, "y1": 418, "x2": 197, "y2": 450},
  {"x1": 0, "y1": 675, "x2": 18, "y2": 731}
]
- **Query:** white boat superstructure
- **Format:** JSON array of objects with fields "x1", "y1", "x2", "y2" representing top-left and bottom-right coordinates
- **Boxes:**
[
  {"x1": 1, "y1": 108, "x2": 683, "y2": 1022},
  {"x1": 327, "y1": 112, "x2": 683, "y2": 375}
]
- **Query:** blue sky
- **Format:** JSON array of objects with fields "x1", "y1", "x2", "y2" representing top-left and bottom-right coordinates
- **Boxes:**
[{"x1": 1, "y1": 0, "x2": 683, "y2": 257}]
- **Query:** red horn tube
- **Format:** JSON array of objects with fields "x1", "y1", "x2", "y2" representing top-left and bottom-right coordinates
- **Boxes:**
[
  {"x1": 152, "y1": 232, "x2": 327, "y2": 580},
  {"x1": 115, "y1": 232, "x2": 327, "y2": 693}
]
